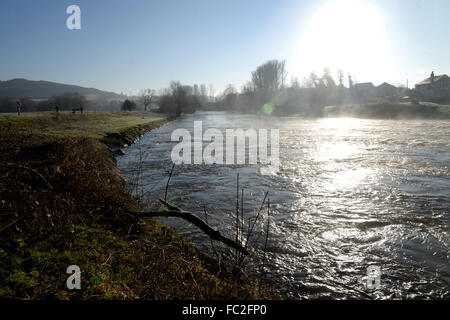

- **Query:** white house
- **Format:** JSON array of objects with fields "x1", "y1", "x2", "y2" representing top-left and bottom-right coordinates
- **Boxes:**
[
  {"x1": 415, "y1": 72, "x2": 450, "y2": 101},
  {"x1": 352, "y1": 82, "x2": 375, "y2": 101},
  {"x1": 375, "y1": 82, "x2": 399, "y2": 99}
]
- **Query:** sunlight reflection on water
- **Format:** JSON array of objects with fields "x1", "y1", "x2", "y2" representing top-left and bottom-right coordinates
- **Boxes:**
[{"x1": 118, "y1": 112, "x2": 450, "y2": 299}]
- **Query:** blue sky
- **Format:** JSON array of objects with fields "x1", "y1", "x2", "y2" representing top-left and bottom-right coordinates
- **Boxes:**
[{"x1": 0, "y1": 0, "x2": 449, "y2": 95}]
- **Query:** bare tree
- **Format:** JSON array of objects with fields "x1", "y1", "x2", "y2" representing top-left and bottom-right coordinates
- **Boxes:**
[
  {"x1": 170, "y1": 81, "x2": 187, "y2": 116},
  {"x1": 193, "y1": 84, "x2": 200, "y2": 97},
  {"x1": 222, "y1": 84, "x2": 236, "y2": 96},
  {"x1": 337, "y1": 69, "x2": 345, "y2": 87},
  {"x1": 251, "y1": 59, "x2": 287, "y2": 92},
  {"x1": 139, "y1": 89, "x2": 156, "y2": 111},
  {"x1": 290, "y1": 76, "x2": 300, "y2": 89},
  {"x1": 309, "y1": 72, "x2": 319, "y2": 88},
  {"x1": 183, "y1": 85, "x2": 194, "y2": 96},
  {"x1": 200, "y1": 84, "x2": 207, "y2": 98},
  {"x1": 348, "y1": 74, "x2": 354, "y2": 88},
  {"x1": 208, "y1": 84, "x2": 215, "y2": 102},
  {"x1": 322, "y1": 67, "x2": 336, "y2": 88},
  {"x1": 241, "y1": 81, "x2": 255, "y2": 94}
]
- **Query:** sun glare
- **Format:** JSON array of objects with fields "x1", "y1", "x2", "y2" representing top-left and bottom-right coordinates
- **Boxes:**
[{"x1": 291, "y1": 0, "x2": 392, "y2": 83}]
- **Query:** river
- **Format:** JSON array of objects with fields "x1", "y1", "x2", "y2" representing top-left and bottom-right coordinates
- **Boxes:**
[{"x1": 117, "y1": 111, "x2": 449, "y2": 299}]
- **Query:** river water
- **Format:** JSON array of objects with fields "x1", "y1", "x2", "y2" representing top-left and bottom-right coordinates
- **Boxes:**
[{"x1": 117, "y1": 111, "x2": 449, "y2": 299}]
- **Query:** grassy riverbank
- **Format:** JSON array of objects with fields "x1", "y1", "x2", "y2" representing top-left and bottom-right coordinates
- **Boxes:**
[
  {"x1": 0, "y1": 111, "x2": 167, "y2": 139},
  {"x1": 0, "y1": 112, "x2": 276, "y2": 299}
]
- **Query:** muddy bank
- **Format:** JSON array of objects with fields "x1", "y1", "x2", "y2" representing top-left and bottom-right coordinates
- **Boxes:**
[{"x1": 102, "y1": 118, "x2": 169, "y2": 155}]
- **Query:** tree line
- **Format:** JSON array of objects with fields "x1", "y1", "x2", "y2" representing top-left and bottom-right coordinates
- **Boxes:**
[
  {"x1": 122, "y1": 81, "x2": 215, "y2": 116},
  {"x1": 214, "y1": 59, "x2": 409, "y2": 116}
]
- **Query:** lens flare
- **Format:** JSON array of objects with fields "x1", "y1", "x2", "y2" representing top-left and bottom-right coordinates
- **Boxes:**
[{"x1": 262, "y1": 103, "x2": 275, "y2": 115}]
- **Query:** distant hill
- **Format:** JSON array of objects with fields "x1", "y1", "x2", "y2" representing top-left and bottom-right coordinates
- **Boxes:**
[{"x1": 0, "y1": 78, "x2": 124, "y2": 100}]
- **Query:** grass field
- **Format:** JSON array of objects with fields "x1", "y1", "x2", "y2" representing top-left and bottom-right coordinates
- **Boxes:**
[{"x1": 0, "y1": 111, "x2": 167, "y2": 139}]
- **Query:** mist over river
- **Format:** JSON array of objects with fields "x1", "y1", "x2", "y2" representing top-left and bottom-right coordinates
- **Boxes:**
[{"x1": 117, "y1": 112, "x2": 449, "y2": 299}]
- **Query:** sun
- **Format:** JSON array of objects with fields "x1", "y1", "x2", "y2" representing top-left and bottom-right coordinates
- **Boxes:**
[{"x1": 291, "y1": 0, "x2": 392, "y2": 83}]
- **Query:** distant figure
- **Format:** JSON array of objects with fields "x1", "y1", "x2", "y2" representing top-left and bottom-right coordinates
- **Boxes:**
[
  {"x1": 16, "y1": 101, "x2": 22, "y2": 116},
  {"x1": 80, "y1": 106, "x2": 83, "y2": 114},
  {"x1": 55, "y1": 105, "x2": 59, "y2": 113}
]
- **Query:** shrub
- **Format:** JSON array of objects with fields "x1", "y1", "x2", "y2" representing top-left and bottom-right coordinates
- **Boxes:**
[{"x1": 121, "y1": 99, "x2": 137, "y2": 111}]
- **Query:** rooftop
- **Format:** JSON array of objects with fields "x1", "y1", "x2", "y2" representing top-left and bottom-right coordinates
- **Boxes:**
[
  {"x1": 354, "y1": 82, "x2": 374, "y2": 88},
  {"x1": 416, "y1": 74, "x2": 449, "y2": 86},
  {"x1": 377, "y1": 82, "x2": 397, "y2": 89}
]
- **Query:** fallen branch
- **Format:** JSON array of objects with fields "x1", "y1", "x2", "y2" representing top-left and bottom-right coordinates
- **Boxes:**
[
  {"x1": 126, "y1": 198, "x2": 249, "y2": 255},
  {"x1": 164, "y1": 164, "x2": 175, "y2": 202},
  {"x1": 0, "y1": 216, "x2": 24, "y2": 233},
  {"x1": 0, "y1": 161, "x2": 52, "y2": 190}
]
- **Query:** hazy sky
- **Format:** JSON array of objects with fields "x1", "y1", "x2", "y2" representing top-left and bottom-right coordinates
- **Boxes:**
[{"x1": 1, "y1": 0, "x2": 449, "y2": 95}]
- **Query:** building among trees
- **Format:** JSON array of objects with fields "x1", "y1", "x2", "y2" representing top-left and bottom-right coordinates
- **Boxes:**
[{"x1": 415, "y1": 72, "x2": 450, "y2": 102}]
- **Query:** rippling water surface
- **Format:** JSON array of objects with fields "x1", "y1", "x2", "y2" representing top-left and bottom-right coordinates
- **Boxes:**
[{"x1": 117, "y1": 112, "x2": 450, "y2": 299}]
